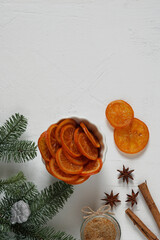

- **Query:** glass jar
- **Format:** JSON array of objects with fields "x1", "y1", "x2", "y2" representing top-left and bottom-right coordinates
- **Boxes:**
[{"x1": 80, "y1": 214, "x2": 121, "y2": 240}]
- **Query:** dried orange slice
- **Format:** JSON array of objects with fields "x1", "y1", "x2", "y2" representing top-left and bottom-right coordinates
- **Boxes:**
[
  {"x1": 114, "y1": 118, "x2": 149, "y2": 154},
  {"x1": 45, "y1": 124, "x2": 60, "y2": 158},
  {"x1": 56, "y1": 148, "x2": 83, "y2": 174},
  {"x1": 38, "y1": 132, "x2": 52, "y2": 162},
  {"x1": 60, "y1": 124, "x2": 81, "y2": 158},
  {"x1": 77, "y1": 132, "x2": 98, "y2": 160},
  {"x1": 74, "y1": 127, "x2": 83, "y2": 145},
  {"x1": 65, "y1": 175, "x2": 90, "y2": 185},
  {"x1": 49, "y1": 158, "x2": 79, "y2": 182},
  {"x1": 106, "y1": 100, "x2": 134, "y2": 128},
  {"x1": 63, "y1": 150, "x2": 89, "y2": 166},
  {"x1": 55, "y1": 118, "x2": 76, "y2": 144},
  {"x1": 80, "y1": 122, "x2": 100, "y2": 148},
  {"x1": 80, "y1": 158, "x2": 103, "y2": 176}
]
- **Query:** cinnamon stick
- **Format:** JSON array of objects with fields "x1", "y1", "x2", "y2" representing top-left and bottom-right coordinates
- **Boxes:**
[
  {"x1": 138, "y1": 182, "x2": 160, "y2": 229},
  {"x1": 125, "y1": 208, "x2": 159, "y2": 240}
]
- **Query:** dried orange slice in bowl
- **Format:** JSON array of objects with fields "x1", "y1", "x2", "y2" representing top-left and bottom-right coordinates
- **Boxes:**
[
  {"x1": 63, "y1": 150, "x2": 89, "y2": 166},
  {"x1": 55, "y1": 118, "x2": 76, "y2": 144},
  {"x1": 106, "y1": 100, "x2": 134, "y2": 128},
  {"x1": 80, "y1": 158, "x2": 103, "y2": 176},
  {"x1": 60, "y1": 124, "x2": 81, "y2": 158},
  {"x1": 80, "y1": 122, "x2": 100, "y2": 148},
  {"x1": 56, "y1": 148, "x2": 83, "y2": 174},
  {"x1": 49, "y1": 158, "x2": 79, "y2": 182},
  {"x1": 71, "y1": 117, "x2": 107, "y2": 164},
  {"x1": 76, "y1": 132, "x2": 98, "y2": 160},
  {"x1": 114, "y1": 118, "x2": 149, "y2": 154},
  {"x1": 74, "y1": 127, "x2": 83, "y2": 146},
  {"x1": 64, "y1": 175, "x2": 90, "y2": 185},
  {"x1": 45, "y1": 124, "x2": 60, "y2": 158},
  {"x1": 38, "y1": 132, "x2": 52, "y2": 162}
]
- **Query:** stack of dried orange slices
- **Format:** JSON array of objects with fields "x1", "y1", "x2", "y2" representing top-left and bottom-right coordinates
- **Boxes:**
[
  {"x1": 106, "y1": 100, "x2": 149, "y2": 154},
  {"x1": 38, "y1": 119, "x2": 103, "y2": 185}
]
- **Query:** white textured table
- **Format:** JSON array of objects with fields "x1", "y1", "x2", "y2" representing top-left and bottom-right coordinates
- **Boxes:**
[{"x1": 0, "y1": 0, "x2": 160, "y2": 239}]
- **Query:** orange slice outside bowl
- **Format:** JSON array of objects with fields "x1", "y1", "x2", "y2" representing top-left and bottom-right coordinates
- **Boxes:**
[
  {"x1": 106, "y1": 100, "x2": 134, "y2": 128},
  {"x1": 114, "y1": 118, "x2": 149, "y2": 154}
]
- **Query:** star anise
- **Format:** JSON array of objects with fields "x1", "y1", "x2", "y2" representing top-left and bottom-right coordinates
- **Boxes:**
[
  {"x1": 117, "y1": 165, "x2": 134, "y2": 184},
  {"x1": 126, "y1": 190, "x2": 139, "y2": 207},
  {"x1": 101, "y1": 190, "x2": 121, "y2": 208}
]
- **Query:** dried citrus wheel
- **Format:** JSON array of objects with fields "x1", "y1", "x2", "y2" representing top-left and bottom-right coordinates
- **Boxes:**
[
  {"x1": 77, "y1": 132, "x2": 98, "y2": 160},
  {"x1": 60, "y1": 124, "x2": 81, "y2": 158},
  {"x1": 80, "y1": 158, "x2": 103, "y2": 176},
  {"x1": 45, "y1": 124, "x2": 60, "y2": 158},
  {"x1": 63, "y1": 149, "x2": 89, "y2": 166},
  {"x1": 38, "y1": 132, "x2": 52, "y2": 162},
  {"x1": 74, "y1": 127, "x2": 83, "y2": 146},
  {"x1": 49, "y1": 158, "x2": 79, "y2": 182},
  {"x1": 114, "y1": 118, "x2": 149, "y2": 154},
  {"x1": 80, "y1": 122, "x2": 100, "y2": 148},
  {"x1": 55, "y1": 118, "x2": 76, "y2": 144},
  {"x1": 106, "y1": 100, "x2": 134, "y2": 128},
  {"x1": 56, "y1": 148, "x2": 83, "y2": 174},
  {"x1": 64, "y1": 175, "x2": 90, "y2": 185}
]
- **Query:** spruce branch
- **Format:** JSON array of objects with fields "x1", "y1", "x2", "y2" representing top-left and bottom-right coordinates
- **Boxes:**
[
  {"x1": 0, "y1": 174, "x2": 76, "y2": 240},
  {"x1": 0, "y1": 113, "x2": 37, "y2": 163},
  {"x1": 0, "y1": 113, "x2": 27, "y2": 145},
  {"x1": 0, "y1": 140, "x2": 37, "y2": 163},
  {"x1": 5, "y1": 181, "x2": 39, "y2": 203},
  {"x1": 25, "y1": 181, "x2": 74, "y2": 227},
  {"x1": 0, "y1": 172, "x2": 26, "y2": 194},
  {"x1": 0, "y1": 231, "x2": 14, "y2": 240},
  {"x1": 11, "y1": 225, "x2": 76, "y2": 240},
  {"x1": 0, "y1": 193, "x2": 17, "y2": 221}
]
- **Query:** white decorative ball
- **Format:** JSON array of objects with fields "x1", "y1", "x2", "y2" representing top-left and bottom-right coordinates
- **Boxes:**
[{"x1": 11, "y1": 200, "x2": 31, "y2": 224}]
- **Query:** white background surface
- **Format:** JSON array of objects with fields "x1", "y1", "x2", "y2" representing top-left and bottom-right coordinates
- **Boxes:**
[{"x1": 0, "y1": 0, "x2": 160, "y2": 239}]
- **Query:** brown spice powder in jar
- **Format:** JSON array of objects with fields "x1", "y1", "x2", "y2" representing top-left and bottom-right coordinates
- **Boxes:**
[{"x1": 84, "y1": 217, "x2": 116, "y2": 240}]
